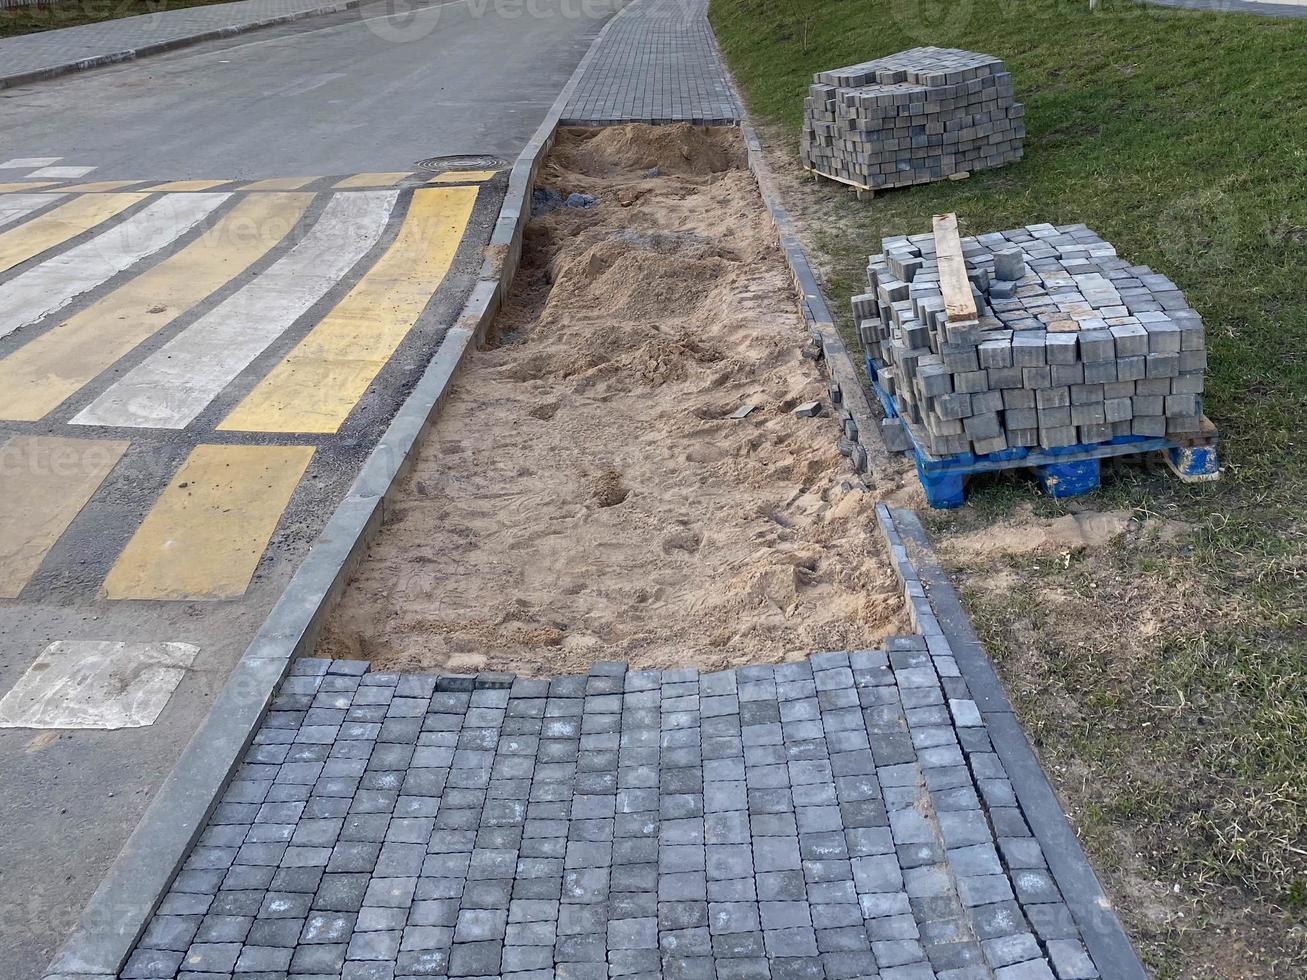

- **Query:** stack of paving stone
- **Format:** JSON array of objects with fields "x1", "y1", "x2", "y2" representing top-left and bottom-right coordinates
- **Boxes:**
[
  {"x1": 800, "y1": 47, "x2": 1025, "y2": 191},
  {"x1": 854, "y1": 221, "x2": 1207, "y2": 456}
]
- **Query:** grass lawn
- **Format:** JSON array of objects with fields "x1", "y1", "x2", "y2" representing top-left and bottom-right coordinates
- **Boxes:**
[
  {"x1": 710, "y1": 0, "x2": 1306, "y2": 976},
  {"x1": 1, "y1": 0, "x2": 250, "y2": 39}
]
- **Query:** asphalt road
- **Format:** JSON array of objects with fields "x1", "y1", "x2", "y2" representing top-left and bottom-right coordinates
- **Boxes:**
[{"x1": 0, "y1": 3, "x2": 621, "y2": 977}]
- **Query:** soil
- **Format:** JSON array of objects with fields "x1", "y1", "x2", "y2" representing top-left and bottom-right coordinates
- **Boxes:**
[{"x1": 317, "y1": 125, "x2": 912, "y2": 676}]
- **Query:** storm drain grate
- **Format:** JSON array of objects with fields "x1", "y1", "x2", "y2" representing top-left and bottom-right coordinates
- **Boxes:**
[{"x1": 414, "y1": 154, "x2": 506, "y2": 173}]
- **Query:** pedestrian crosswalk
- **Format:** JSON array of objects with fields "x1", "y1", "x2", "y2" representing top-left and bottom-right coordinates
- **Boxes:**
[
  {"x1": 0, "y1": 170, "x2": 496, "y2": 603},
  {"x1": 0, "y1": 192, "x2": 144, "y2": 274},
  {"x1": 1, "y1": 192, "x2": 315, "y2": 423},
  {"x1": 103, "y1": 444, "x2": 316, "y2": 601},
  {"x1": 220, "y1": 186, "x2": 477, "y2": 434},
  {"x1": 0, "y1": 193, "x2": 228, "y2": 340}
]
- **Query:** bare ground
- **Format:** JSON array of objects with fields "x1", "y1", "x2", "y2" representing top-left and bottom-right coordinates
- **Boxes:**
[{"x1": 318, "y1": 125, "x2": 913, "y2": 677}]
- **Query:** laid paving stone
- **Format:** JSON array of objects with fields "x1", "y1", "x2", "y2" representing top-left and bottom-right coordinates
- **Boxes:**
[{"x1": 124, "y1": 642, "x2": 1107, "y2": 979}]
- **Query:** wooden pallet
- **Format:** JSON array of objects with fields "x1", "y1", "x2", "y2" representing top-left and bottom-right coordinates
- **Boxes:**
[
  {"x1": 803, "y1": 166, "x2": 973, "y2": 199},
  {"x1": 865, "y1": 355, "x2": 1221, "y2": 508},
  {"x1": 803, "y1": 164, "x2": 874, "y2": 200}
]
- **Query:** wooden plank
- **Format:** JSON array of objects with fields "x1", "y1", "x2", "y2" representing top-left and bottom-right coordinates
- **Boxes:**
[
  {"x1": 932, "y1": 212, "x2": 977, "y2": 323},
  {"x1": 802, "y1": 164, "x2": 872, "y2": 194}
]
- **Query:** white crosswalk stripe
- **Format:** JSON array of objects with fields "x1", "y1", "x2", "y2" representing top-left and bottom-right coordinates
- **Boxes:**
[
  {"x1": 0, "y1": 157, "x2": 60, "y2": 169},
  {"x1": 0, "y1": 192, "x2": 228, "y2": 341},
  {"x1": 73, "y1": 190, "x2": 399, "y2": 429},
  {"x1": 0, "y1": 193, "x2": 64, "y2": 231}
]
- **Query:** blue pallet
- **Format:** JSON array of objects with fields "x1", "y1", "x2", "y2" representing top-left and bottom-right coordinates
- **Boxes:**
[{"x1": 864, "y1": 354, "x2": 1220, "y2": 508}]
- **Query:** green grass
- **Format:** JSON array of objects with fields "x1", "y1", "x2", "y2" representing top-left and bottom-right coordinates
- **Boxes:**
[
  {"x1": 0, "y1": 0, "x2": 244, "y2": 38},
  {"x1": 710, "y1": 0, "x2": 1306, "y2": 972}
]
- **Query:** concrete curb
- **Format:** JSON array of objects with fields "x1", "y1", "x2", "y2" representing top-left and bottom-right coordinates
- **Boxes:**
[
  {"x1": 0, "y1": 0, "x2": 362, "y2": 90},
  {"x1": 40, "y1": 7, "x2": 627, "y2": 978}
]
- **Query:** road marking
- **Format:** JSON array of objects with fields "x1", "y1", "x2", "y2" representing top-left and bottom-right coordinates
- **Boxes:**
[
  {"x1": 0, "y1": 158, "x2": 60, "y2": 169},
  {"x1": 0, "y1": 192, "x2": 145, "y2": 275},
  {"x1": 50, "y1": 180, "x2": 144, "y2": 193},
  {"x1": 429, "y1": 170, "x2": 500, "y2": 184},
  {"x1": 139, "y1": 179, "x2": 232, "y2": 192},
  {"x1": 242, "y1": 176, "x2": 320, "y2": 191},
  {"x1": 0, "y1": 192, "x2": 229, "y2": 342},
  {"x1": 219, "y1": 186, "x2": 477, "y2": 434},
  {"x1": 103, "y1": 444, "x2": 314, "y2": 601},
  {"x1": 2, "y1": 193, "x2": 314, "y2": 422},
  {"x1": 0, "y1": 182, "x2": 59, "y2": 193},
  {"x1": 0, "y1": 435, "x2": 129, "y2": 599},
  {"x1": 28, "y1": 165, "x2": 95, "y2": 179},
  {"x1": 0, "y1": 640, "x2": 200, "y2": 730},
  {"x1": 73, "y1": 191, "x2": 395, "y2": 429},
  {"x1": 0, "y1": 193, "x2": 64, "y2": 231},
  {"x1": 334, "y1": 172, "x2": 410, "y2": 189}
]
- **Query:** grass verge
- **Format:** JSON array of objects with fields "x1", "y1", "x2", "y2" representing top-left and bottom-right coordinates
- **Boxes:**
[
  {"x1": 2, "y1": 0, "x2": 264, "y2": 39},
  {"x1": 710, "y1": 0, "x2": 1306, "y2": 976}
]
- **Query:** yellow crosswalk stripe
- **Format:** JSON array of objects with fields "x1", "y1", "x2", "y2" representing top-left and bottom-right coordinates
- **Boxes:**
[
  {"x1": 138, "y1": 179, "x2": 232, "y2": 192},
  {"x1": 49, "y1": 180, "x2": 145, "y2": 193},
  {"x1": 0, "y1": 435, "x2": 129, "y2": 598},
  {"x1": 219, "y1": 186, "x2": 477, "y2": 434},
  {"x1": 334, "y1": 172, "x2": 411, "y2": 189},
  {"x1": 0, "y1": 192, "x2": 146, "y2": 273},
  {"x1": 103, "y1": 444, "x2": 314, "y2": 600},
  {"x1": 0, "y1": 182, "x2": 59, "y2": 193},
  {"x1": 0, "y1": 192, "x2": 314, "y2": 421},
  {"x1": 428, "y1": 170, "x2": 499, "y2": 184},
  {"x1": 242, "y1": 176, "x2": 320, "y2": 191}
]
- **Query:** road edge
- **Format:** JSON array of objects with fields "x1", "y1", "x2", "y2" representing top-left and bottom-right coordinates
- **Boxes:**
[
  {"x1": 0, "y1": 0, "x2": 365, "y2": 90},
  {"x1": 40, "y1": 6, "x2": 628, "y2": 978}
]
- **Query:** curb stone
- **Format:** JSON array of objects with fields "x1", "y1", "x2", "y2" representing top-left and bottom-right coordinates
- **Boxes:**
[
  {"x1": 39, "y1": 7, "x2": 628, "y2": 978},
  {"x1": 0, "y1": 0, "x2": 362, "y2": 90}
]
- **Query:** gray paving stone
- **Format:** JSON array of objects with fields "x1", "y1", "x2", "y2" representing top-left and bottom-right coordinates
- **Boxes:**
[{"x1": 126, "y1": 630, "x2": 1108, "y2": 980}]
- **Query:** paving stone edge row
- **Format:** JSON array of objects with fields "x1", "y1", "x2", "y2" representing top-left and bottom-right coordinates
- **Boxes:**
[
  {"x1": 0, "y1": 0, "x2": 363, "y2": 90},
  {"x1": 40, "y1": 9, "x2": 629, "y2": 978}
]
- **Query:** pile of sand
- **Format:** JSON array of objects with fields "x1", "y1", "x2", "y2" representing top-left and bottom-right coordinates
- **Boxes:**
[{"x1": 318, "y1": 125, "x2": 910, "y2": 675}]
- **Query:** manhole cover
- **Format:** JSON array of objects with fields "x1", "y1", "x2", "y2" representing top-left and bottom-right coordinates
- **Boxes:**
[{"x1": 415, "y1": 154, "x2": 506, "y2": 173}]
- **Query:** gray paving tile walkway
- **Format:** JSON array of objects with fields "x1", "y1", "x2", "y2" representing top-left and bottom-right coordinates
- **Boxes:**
[
  {"x1": 560, "y1": 0, "x2": 738, "y2": 126},
  {"x1": 123, "y1": 645, "x2": 1102, "y2": 979},
  {"x1": 0, "y1": 0, "x2": 356, "y2": 86}
]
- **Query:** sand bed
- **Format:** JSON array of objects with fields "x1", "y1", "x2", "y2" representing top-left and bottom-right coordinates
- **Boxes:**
[{"x1": 318, "y1": 125, "x2": 909, "y2": 675}]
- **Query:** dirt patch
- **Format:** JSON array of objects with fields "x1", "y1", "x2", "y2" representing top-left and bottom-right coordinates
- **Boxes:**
[
  {"x1": 942, "y1": 504, "x2": 1189, "y2": 561},
  {"x1": 318, "y1": 125, "x2": 910, "y2": 676}
]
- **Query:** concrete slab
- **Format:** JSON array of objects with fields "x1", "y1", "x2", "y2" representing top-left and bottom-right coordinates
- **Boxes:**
[{"x1": 0, "y1": 641, "x2": 199, "y2": 729}]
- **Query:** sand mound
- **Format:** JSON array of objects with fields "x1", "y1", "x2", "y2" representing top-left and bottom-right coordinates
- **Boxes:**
[
  {"x1": 551, "y1": 123, "x2": 748, "y2": 177},
  {"x1": 318, "y1": 126, "x2": 908, "y2": 675}
]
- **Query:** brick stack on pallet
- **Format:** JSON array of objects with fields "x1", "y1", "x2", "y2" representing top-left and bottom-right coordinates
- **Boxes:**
[
  {"x1": 855, "y1": 215, "x2": 1208, "y2": 457},
  {"x1": 800, "y1": 47, "x2": 1025, "y2": 192}
]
